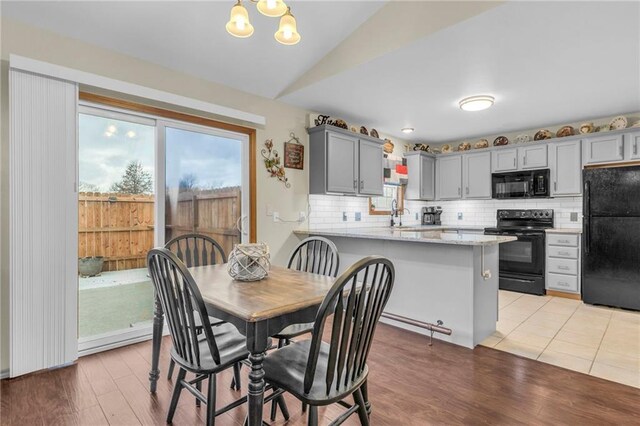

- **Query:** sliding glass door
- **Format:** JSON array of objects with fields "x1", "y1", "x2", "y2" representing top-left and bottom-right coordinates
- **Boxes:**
[
  {"x1": 77, "y1": 104, "x2": 251, "y2": 353},
  {"x1": 160, "y1": 123, "x2": 250, "y2": 254}
]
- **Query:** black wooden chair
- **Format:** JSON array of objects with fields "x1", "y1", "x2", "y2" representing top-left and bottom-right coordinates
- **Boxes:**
[
  {"x1": 263, "y1": 256, "x2": 395, "y2": 426},
  {"x1": 147, "y1": 248, "x2": 250, "y2": 426},
  {"x1": 273, "y1": 236, "x2": 340, "y2": 346},
  {"x1": 164, "y1": 234, "x2": 242, "y2": 391},
  {"x1": 269, "y1": 236, "x2": 340, "y2": 418}
]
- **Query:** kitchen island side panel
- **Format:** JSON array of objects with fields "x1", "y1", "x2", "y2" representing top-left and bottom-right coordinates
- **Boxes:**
[{"x1": 320, "y1": 235, "x2": 498, "y2": 348}]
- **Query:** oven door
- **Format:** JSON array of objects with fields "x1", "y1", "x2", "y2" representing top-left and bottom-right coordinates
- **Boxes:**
[{"x1": 491, "y1": 232, "x2": 545, "y2": 275}]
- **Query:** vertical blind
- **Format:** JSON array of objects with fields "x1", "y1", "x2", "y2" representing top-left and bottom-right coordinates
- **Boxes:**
[{"x1": 9, "y1": 69, "x2": 78, "y2": 377}]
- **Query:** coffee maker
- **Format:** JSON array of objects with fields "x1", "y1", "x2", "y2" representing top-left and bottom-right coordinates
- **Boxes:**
[{"x1": 422, "y1": 206, "x2": 443, "y2": 225}]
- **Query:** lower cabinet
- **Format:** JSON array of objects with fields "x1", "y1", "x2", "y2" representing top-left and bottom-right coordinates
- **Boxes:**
[{"x1": 546, "y1": 232, "x2": 581, "y2": 296}]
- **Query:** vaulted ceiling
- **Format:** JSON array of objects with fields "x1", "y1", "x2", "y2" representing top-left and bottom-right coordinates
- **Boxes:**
[{"x1": 3, "y1": 1, "x2": 639, "y2": 143}]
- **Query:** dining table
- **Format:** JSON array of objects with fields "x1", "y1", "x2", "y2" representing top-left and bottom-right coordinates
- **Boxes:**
[{"x1": 148, "y1": 263, "x2": 336, "y2": 426}]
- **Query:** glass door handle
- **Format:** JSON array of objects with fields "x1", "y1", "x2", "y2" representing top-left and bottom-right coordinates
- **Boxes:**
[{"x1": 236, "y1": 216, "x2": 248, "y2": 236}]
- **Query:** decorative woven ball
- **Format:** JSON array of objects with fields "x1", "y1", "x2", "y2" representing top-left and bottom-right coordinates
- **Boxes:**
[{"x1": 227, "y1": 243, "x2": 270, "y2": 281}]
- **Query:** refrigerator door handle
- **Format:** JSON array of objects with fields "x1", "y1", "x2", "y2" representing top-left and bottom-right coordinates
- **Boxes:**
[{"x1": 584, "y1": 180, "x2": 590, "y2": 254}]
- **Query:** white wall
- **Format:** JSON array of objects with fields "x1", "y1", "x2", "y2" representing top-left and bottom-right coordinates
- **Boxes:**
[{"x1": 309, "y1": 195, "x2": 582, "y2": 230}]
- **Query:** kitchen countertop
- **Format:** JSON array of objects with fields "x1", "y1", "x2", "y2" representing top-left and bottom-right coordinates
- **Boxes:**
[
  {"x1": 545, "y1": 228, "x2": 582, "y2": 234},
  {"x1": 294, "y1": 227, "x2": 516, "y2": 247}
]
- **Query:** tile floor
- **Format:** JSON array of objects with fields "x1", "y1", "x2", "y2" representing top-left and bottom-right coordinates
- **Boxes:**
[{"x1": 481, "y1": 290, "x2": 640, "y2": 389}]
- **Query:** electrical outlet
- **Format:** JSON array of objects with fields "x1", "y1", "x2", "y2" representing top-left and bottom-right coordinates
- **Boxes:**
[
  {"x1": 342, "y1": 212, "x2": 348, "y2": 222},
  {"x1": 570, "y1": 212, "x2": 579, "y2": 222},
  {"x1": 355, "y1": 212, "x2": 361, "y2": 221},
  {"x1": 415, "y1": 212, "x2": 419, "y2": 220},
  {"x1": 458, "y1": 212, "x2": 463, "y2": 220},
  {"x1": 273, "y1": 212, "x2": 279, "y2": 222}
]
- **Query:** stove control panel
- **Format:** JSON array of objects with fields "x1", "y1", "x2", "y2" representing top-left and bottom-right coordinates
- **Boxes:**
[{"x1": 497, "y1": 209, "x2": 554, "y2": 220}]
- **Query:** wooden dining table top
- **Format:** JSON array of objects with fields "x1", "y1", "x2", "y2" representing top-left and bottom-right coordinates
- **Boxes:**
[{"x1": 188, "y1": 264, "x2": 336, "y2": 322}]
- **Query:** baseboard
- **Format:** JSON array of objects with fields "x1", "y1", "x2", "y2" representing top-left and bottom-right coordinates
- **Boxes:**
[
  {"x1": 0, "y1": 369, "x2": 9, "y2": 379},
  {"x1": 547, "y1": 289, "x2": 582, "y2": 300}
]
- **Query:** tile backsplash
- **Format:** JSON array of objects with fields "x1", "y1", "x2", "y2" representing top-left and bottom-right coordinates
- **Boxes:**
[{"x1": 308, "y1": 195, "x2": 582, "y2": 229}]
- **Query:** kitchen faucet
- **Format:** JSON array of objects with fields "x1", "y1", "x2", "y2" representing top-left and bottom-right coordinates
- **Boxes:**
[{"x1": 390, "y1": 199, "x2": 410, "y2": 227}]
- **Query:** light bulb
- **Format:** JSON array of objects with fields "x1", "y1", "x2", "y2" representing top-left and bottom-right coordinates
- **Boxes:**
[
  {"x1": 257, "y1": 0, "x2": 287, "y2": 17},
  {"x1": 283, "y1": 28, "x2": 292, "y2": 39}
]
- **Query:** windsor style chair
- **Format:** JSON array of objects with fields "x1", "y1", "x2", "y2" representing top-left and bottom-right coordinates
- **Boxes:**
[{"x1": 263, "y1": 256, "x2": 395, "y2": 426}]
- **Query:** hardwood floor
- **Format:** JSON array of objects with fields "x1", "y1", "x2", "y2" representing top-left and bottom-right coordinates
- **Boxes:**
[{"x1": 1, "y1": 323, "x2": 638, "y2": 425}]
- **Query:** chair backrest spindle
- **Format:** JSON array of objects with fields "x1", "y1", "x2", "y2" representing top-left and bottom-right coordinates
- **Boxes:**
[
  {"x1": 302, "y1": 256, "x2": 394, "y2": 396},
  {"x1": 288, "y1": 237, "x2": 340, "y2": 278},
  {"x1": 165, "y1": 233, "x2": 227, "y2": 268},
  {"x1": 147, "y1": 248, "x2": 222, "y2": 369}
]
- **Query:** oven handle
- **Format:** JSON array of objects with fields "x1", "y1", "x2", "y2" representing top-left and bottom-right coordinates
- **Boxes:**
[{"x1": 504, "y1": 277, "x2": 537, "y2": 284}]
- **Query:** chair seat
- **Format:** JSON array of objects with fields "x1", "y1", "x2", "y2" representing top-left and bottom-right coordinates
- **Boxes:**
[
  {"x1": 272, "y1": 322, "x2": 314, "y2": 340},
  {"x1": 171, "y1": 322, "x2": 253, "y2": 374},
  {"x1": 263, "y1": 340, "x2": 368, "y2": 405}
]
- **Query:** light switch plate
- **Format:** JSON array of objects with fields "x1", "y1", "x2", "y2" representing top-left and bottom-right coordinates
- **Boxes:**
[
  {"x1": 355, "y1": 212, "x2": 361, "y2": 221},
  {"x1": 342, "y1": 212, "x2": 348, "y2": 221},
  {"x1": 458, "y1": 212, "x2": 463, "y2": 220},
  {"x1": 570, "y1": 212, "x2": 579, "y2": 222}
]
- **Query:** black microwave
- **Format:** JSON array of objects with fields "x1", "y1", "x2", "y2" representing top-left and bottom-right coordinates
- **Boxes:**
[{"x1": 492, "y1": 169, "x2": 550, "y2": 199}]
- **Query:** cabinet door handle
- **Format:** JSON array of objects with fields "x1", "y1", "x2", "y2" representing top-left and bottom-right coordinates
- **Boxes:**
[
  {"x1": 513, "y1": 157, "x2": 516, "y2": 167},
  {"x1": 559, "y1": 251, "x2": 570, "y2": 256},
  {"x1": 353, "y1": 179, "x2": 357, "y2": 190},
  {"x1": 619, "y1": 141, "x2": 624, "y2": 158},
  {"x1": 523, "y1": 156, "x2": 527, "y2": 166},
  {"x1": 558, "y1": 239, "x2": 570, "y2": 244},
  {"x1": 458, "y1": 187, "x2": 461, "y2": 196},
  {"x1": 558, "y1": 281, "x2": 569, "y2": 287},
  {"x1": 634, "y1": 141, "x2": 638, "y2": 156},
  {"x1": 558, "y1": 265, "x2": 570, "y2": 270},
  {"x1": 360, "y1": 180, "x2": 364, "y2": 191},
  {"x1": 466, "y1": 187, "x2": 469, "y2": 195},
  {"x1": 554, "y1": 181, "x2": 558, "y2": 192}
]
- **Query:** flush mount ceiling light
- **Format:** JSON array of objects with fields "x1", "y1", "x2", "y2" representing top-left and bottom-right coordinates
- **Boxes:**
[
  {"x1": 226, "y1": 0, "x2": 300, "y2": 45},
  {"x1": 459, "y1": 95, "x2": 495, "y2": 112},
  {"x1": 401, "y1": 127, "x2": 415, "y2": 134}
]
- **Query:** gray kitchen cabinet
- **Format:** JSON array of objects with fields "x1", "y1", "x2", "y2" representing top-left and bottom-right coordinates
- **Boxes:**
[
  {"x1": 437, "y1": 155, "x2": 463, "y2": 200},
  {"x1": 626, "y1": 130, "x2": 640, "y2": 160},
  {"x1": 463, "y1": 151, "x2": 491, "y2": 199},
  {"x1": 582, "y1": 133, "x2": 624, "y2": 165},
  {"x1": 549, "y1": 140, "x2": 582, "y2": 196},
  {"x1": 491, "y1": 148, "x2": 518, "y2": 172},
  {"x1": 405, "y1": 151, "x2": 435, "y2": 200},
  {"x1": 519, "y1": 145, "x2": 548, "y2": 169},
  {"x1": 308, "y1": 125, "x2": 384, "y2": 196},
  {"x1": 358, "y1": 139, "x2": 384, "y2": 196},
  {"x1": 326, "y1": 131, "x2": 358, "y2": 194},
  {"x1": 546, "y1": 232, "x2": 581, "y2": 295}
]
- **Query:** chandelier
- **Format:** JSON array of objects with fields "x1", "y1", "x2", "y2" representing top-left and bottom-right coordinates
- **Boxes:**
[{"x1": 226, "y1": 0, "x2": 301, "y2": 45}]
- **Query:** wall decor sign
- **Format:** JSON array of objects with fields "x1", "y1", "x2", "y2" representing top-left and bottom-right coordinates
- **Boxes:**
[
  {"x1": 261, "y1": 139, "x2": 291, "y2": 188},
  {"x1": 283, "y1": 132, "x2": 304, "y2": 170}
]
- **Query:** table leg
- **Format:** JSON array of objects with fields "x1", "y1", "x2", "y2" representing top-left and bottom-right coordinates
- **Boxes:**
[
  {"x1": 149, "y1": 294, "x2": 164, "y2": 393},
  {"x1": 245, "y1": 322, "x2": 269, "y2": 426}
]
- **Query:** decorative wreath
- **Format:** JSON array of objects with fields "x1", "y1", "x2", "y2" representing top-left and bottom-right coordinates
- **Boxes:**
[{"x1": 261, "y1": 139, "x2": 291, "y2": 188}]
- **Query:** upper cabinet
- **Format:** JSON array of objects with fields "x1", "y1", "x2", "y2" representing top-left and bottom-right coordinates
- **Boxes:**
[
  {"x1": 405, "y1": 151, "x2": 435, "y2": 200},
  {"x1": 549, "y1": 140, "x2": 582, "y2": 196},
  {"x1": 358, "y1": 140, "x2": 384, "y2": 196},
  {"x1": 491, "y1": 148, "x2": 518, "y2": 172},
  {"x1": 326, "y1": 132, "x2": 358, "y2": 194},
  {"x1": 463, "y1": 152, "x2": 491, "y2": 199},
  {"x1": 492, "y1": 146, "x2": 547, "y2": 172},
  {"x1": 519, "y1": 145, "x2": 548, "y2": 169},
  {"x1": 582, "y1": 134, "x2": 624, "y2": 165},
  {"x1": 308, "y1": 125, "x2": 384, "y2": 196},
  {"x1": 626, "y1": 131, "x2": 640, "y2": 160},
  {"x1": 437, "y1": 155, "x2": 463, "y2": 200}
]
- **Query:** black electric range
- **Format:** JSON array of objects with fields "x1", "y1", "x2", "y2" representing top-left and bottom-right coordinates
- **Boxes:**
[{"x1": 485, "y1": 209, "x2": 554, "y2": 295}]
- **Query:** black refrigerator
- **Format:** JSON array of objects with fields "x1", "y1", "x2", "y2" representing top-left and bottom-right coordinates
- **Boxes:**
[{"x1": 583, "y1": 165, "x2": 640, "y2": 310}]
